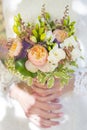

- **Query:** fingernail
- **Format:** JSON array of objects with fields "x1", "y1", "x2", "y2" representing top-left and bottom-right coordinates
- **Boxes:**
[
  {"x1": 52, "y1": 98, "x2": 60, "y2": 103},
  {"x1": 53, "y1": 122, "x2": 60, "y2": 126},
  {"x1": 57, "y1": 104, "x2": 63, "y2": 108},
  {"x1": 57, "y1": 112, "x2": 64, "y2": 117}
]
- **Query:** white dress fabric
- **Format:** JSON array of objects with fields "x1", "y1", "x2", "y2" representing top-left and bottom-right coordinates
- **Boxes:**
[
  {"x1": 0, "y1": 61, "x2": 20, "y2": 97},
  {"x1": 0, "y1": 0, "x2": 87, "y2": 130}
]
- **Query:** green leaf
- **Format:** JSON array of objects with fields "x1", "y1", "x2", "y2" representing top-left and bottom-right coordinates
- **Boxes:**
[
  {"x1": 14, "y1": 21, "x2": 21, "y2": 27},
  {"x1": 13, "y1": 25, "x2": 21, "y2": 35},
  {"x1": 70, "y1": 61, "x2": 78, "y2": 67},
  {"x1": 15, "y1": 58, "x2": 37, "y2": 78},
  {"x1": 47, "y1": 76, "x2": 54, "y2": 88},
  {"x1": 70, "y1": 21, "x2": 76, "y2": 26},
  {"x1": 30, "y1": 36, "x2": 37, "y2": 43},
  {"x1": 63, "y1": 19, "x2": 68, "y2": 26},
  {"x1": 67, "y1": 16, "x2": 70, "y2": 25},
  {"x1": 38, "y1": 16, "x2": 41, "y2": 21},
  {"x1": 40, "y1": 33, "x2": 46, "y2": 41},
  {"x1": 39, "y1": 28, "x2": 44, "y2": 35},
  {"x1": 35, "y1": 24, "x2": 39, "y2": 31},
  {"x1": 48, "y1": 46, "x2": 51, "y2": 51},
  {"x1": 40, "y1": 22, "x2": 45, "y2": 27},
  {"x1": 37, "y1": 71, "x2": 44, "y2": 83},
  {"x1": 54, "y1": 71, "x2": 60, "y2": 78},
  {"x1": 32, "y1": 29, "x2": 38, "y2": 38},
  {"x1": 18, "y1": 13, "x2": 21, "y2": 19},
  {"x1": 45, "y1": 12, "x2": 50, "y2": 20},
  {"x1": 27, "y1": 77, "x2": 33, "y2": 86},
  {"x1": 14, "y1": 16, "x2": 19, "y2": 22}
]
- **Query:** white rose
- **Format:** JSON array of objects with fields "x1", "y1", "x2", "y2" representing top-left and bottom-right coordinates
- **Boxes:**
[
  {"x1": 71, "y1": 48, "x2": 81, "y2": 60},
  {"x1": 61, "y1": 36, "x2": 78, "y2": 48},
  {"x1": 48, "y1": 44, "x2": 66, "y2": 64},
  {"x1": 37, "y1": 61, "x2": 58, "y2": 72},
  {"x1": 46, "y1": 31, "x2": 55, "y2": 42},
  {"x1": 25, "y1": 60, "x2": 38, "y2": 73}
]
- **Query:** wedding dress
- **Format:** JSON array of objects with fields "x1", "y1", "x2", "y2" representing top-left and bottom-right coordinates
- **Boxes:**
[{"x1": 0, "y1": 0, "x2": 87, "y2": 130}]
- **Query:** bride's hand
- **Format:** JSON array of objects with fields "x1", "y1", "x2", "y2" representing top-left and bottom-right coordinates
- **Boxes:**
[
  {"x1": 32, "y1": 78, "x2": 74, "y2": 102},
  {"x1": 9, "y1": 82, "x2": 63, "y2": 128}
]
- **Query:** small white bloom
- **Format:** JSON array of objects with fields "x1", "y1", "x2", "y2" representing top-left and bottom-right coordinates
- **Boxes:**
[
  {"x1": 61, "y1": 36, "x2": 78, "y2": 48},
  {"x1": 37, "y1": 61, "x2": 58, "y2": 72},
  {"x1": 46, "y1": 31, "x2": 55, "y2": 42},
  {"x1": 25, "y1": 60, "x2": 38, "y2": 73},
  {"x1": 71, "y1": 48, "x2": 81, "y2": 60},
  {"x1": 48, "y1": 44, "x2": 66, "y2": 64}
]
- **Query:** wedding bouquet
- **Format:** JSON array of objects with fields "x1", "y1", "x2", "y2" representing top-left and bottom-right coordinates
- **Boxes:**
[{"x1": 5, "y1": 6, "x2": 81, "y2": 88}]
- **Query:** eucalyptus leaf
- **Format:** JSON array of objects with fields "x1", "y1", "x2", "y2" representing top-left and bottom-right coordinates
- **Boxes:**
[{"x1": 47, "y1": 76, "x2": 54, "y2": 88}]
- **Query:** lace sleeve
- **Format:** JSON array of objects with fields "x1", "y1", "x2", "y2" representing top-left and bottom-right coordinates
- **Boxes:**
[
  {"x1": 74, "y1": 67, "x2": 87, "y2": 95},
  {"x1": 0, "y1": 61, "x2": 20, "y2": 96}
]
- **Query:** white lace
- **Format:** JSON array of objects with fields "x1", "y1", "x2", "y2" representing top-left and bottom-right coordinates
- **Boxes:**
[
  {"x1": 74, "y1": 67, "x2": 87, "y2": 95},
  {"x1": 0, "y1": 61, "x2": 20, "y2": 96}
]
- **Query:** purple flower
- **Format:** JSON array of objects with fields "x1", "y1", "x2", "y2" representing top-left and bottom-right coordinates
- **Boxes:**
[
  {"x1": 15, "y1": 40, "x2": 32, "y2": 60},
  {"x1": 53, "y1": 38, "x2": 60, "y2": 48}
]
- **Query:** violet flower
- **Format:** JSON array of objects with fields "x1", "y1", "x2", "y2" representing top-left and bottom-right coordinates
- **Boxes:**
[
  {"x1": 53, "y1": 38, "x2": 60, "y2": 48},
  {"x1": 15, "y1": 40, "x2": 32, "y2": 60}
]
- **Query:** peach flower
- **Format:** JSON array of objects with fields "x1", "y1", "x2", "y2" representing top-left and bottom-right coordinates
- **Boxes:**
[
  {"x1": 9, "y1": 38, "x2": 23, "y2": 57},
  {"x1": 53, "y1": 29, "x2": 68, "y2": 43},
  {"x1": 28, "y1": 45, "x2": 48, "y2": 66}
]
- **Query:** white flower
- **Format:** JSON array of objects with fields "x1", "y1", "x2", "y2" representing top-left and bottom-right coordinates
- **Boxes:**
[
  {"x1": 25, "y1": 60, "x2": 38, "y2": 73},
  {"x1": 48, "y1": 44, "x2": 66, "y2": 64},
  {"x1": 46, "y1": 31, "x2": 55, "y2": 42},
  {"x1": 61, "y1": 36, "x2": 78, "y2": 48},
  {"x1": 37, "y1": 61, "x2": 58, "y2": 72},
  {"x1": 71, "y1": 48, "x2": 81, "y2": 60}
]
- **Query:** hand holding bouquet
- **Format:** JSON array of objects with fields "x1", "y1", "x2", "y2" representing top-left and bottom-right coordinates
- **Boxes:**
[{"x1": 5, "y1": 5, "x2": 81, "y2": 88}]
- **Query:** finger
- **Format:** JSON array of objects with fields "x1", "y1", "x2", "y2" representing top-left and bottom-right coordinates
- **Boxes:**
[
  {"x1": 29, "y1": 114, "x2": 59, "y2": 127},
  {"x1": 28, "y1": 107, "x2": 63, "y2": 119},
  {"x1": 29, "y1": 115, "x2": 51, "y2": 128},
  {"x1": 33, "y1": 80, "x2": 48, "y2": 88},
  {"x1": 32, "y1": 85, "x2": 58, "y2": 96},
  {"x1": 35, "y1": 101, "x2": 62, "y2": 111},
  {"x1": 40, "y1": 118, "x2": 60, "y2": 126},
  {"x1": 51, "y1": 98, "x2": 60, "y2": 103},
  {"x1": 33, "y1": 93, "x2": 60, "y2": 102}
]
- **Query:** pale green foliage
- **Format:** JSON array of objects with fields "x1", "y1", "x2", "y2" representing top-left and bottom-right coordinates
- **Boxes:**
[
  {"x1": 63, "y1": 16, "x2": 76, "y2": 36},
  {"x1": 47, "y1": 76, "x2": 55, "y2": 88}
]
